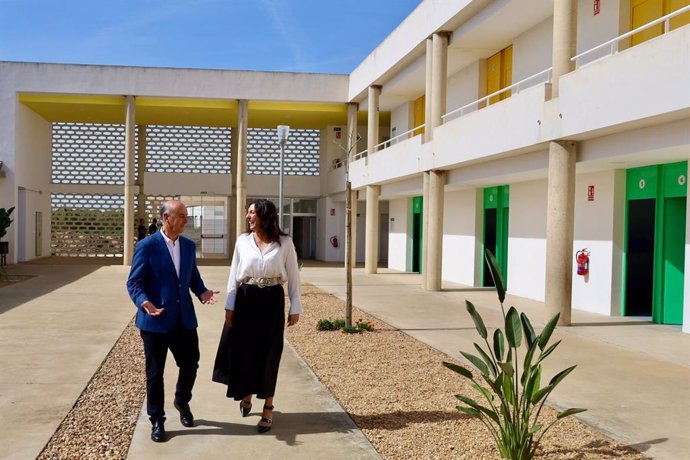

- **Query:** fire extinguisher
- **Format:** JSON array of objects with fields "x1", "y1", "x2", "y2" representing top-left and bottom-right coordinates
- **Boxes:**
[
  {"x1": 330, "y1": 235, "x2": 339, "y2": 248},
  {"x1": 576, "y1": 248, "x2": 590, "y2": 276}
]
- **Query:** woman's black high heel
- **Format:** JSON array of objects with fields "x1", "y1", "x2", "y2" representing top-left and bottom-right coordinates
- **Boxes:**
[
  {"x1": 257, "y1": 404, "x2": 274, "y2": 433},
  {"x1": 240, "y1": 398, "x2": 252, "y2": 417}
]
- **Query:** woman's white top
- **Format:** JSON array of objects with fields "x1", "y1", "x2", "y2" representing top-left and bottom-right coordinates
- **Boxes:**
[{"x1": 225, "y1": 233, "x2": 303, "y2": 315}]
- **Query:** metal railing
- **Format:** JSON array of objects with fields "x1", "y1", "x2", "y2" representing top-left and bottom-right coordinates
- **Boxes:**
[
  {"x1": 571, "y1": 5, "x2": 690, "y2": 68},
  {"x1": 442, "y1": 67, "x2": 552, "y2": 121},
  {"x1": 351, "y1": 123, "x2": 425, "y2": 161}
]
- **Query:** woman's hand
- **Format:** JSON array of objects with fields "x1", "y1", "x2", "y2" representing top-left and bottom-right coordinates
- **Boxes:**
[
  {"x1": 287, "y1": 314, "x2": 299, "y2": 326},
  {"x1": 225, "y1": 310, "x2": 234, "y2": 327}
]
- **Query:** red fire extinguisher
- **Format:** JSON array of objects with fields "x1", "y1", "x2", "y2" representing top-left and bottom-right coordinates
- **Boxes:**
[
  {"x1": 576, "y1": 248, "x2": 590, "y2": 276},
  {"x1": 330, "y1": 235, "x2": 339, "y2": 248}
]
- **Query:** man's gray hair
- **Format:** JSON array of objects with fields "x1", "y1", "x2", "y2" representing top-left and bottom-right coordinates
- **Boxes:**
[{"x1": 158, "y1": 203, "x2": 168, "y2": 219}]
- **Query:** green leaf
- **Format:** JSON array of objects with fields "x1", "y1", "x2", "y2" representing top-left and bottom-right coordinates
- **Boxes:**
[
  {"x1": 520, "y1": 313, "x2": 537, "y2": 348},
  {"x1": 505, "y1": 307, "x2": 522, "y2": 348},
  {"x1": 536, "y1": 340, "x2": 562, "y2": 365},
  {"x1": 456, "y1": 395, "x2": 500, "y2": 424},
  {"x1": 529, "y1": 423, "x2": 542, "y2": 435},
  {"x1": 472, "y1": 382, "x2": 495, "y2": 404},
  {"x1": 482, "y1": 373, "x2": 503, "y2": 396},
  {"x1": 524, "y1": 366, "x2": 541, "y2": 401},
  {"x1": 474, "y1": 343, "x2": 498, "y2": 377},
  {"x1": 557, "y1": 408, "x2": 587, "y2": 419},
  {"x1": 503, "y1": 373, "x2": 515, "y2": 405},
  {"x1": 456, "y1": 406, "x2": 481, "y2": 418},
  {"x1": 531, "y1": 384, "x2": 555, "y2": 404},
  {"x1": 443, "y1": 361, "x2": 474, "y2": 379},
  {"x1": 538, "y1": 313, "x2": 560, "y2": 350},
  {"x1": 498, "y1": 361, "x2": 514, "y2": 378},
  {"x1": 521, "y1": 340, "x2": 539, "y2": 385},
  {"x1": 466, "y1": 300, "x2": 487, "y2": 339},
  {"x1": 461, "y1": 351, "x2": 490, "y2": 376},
  {"x1": 493, "y1": 329, "x2": 505, "y2": 361},
  {"x1": 549, "y1": 365, "x2": 577, "y2": 387},
  {"x1": 485, "y1": 249, "x2": 506, "y2": 303}
]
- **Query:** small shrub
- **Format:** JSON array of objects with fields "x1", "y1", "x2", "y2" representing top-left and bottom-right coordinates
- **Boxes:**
[
  {"x1": 316, "y1": 318, "x2": 346, "y2": 331},
  {"x1": 356, "y1": 319, "x2": 375, "y2": 331},
  {"x1": 341, "y1": 325, "x2": 361, "y2": 334},
  {"x1": 442, "y1": 249, "x2": 585, "y2": 460}
]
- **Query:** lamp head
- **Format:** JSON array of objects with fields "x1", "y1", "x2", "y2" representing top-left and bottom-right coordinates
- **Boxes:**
[{"x1": 276, "y1": 125, "x2": 290, "y2": 144}]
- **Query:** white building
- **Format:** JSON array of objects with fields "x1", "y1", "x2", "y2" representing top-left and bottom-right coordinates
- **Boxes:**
[{"x1": 1, "y1": 0, "x2": 689, "y2": 332}]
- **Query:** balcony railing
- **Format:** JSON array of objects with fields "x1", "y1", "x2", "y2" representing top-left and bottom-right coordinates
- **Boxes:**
[
  {"x1": 442, "y1": 67, "x2": 552, "y2": 122},
  {"x1": 571, "y1": 5, "x2": 690, "y2": 68},
  {"x1": 352, "y1": 123, "x2": 425, "y2": 161}
]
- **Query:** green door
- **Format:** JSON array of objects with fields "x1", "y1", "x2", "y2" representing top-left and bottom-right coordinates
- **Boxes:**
[
  {"x1": 625, "y1": 162, "x2": 686, "y2": 324},
  {"x1": 483, "y1": 186, "x2": 509, "y2": 286},
  {"x1": 412, "y1": 196, "x2": 423, "y2": 273}
]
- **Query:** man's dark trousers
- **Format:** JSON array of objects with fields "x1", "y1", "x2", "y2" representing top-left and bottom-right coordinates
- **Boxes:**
[{"x1": 140, "y1": 325, "x2": 200, "y2": 422}]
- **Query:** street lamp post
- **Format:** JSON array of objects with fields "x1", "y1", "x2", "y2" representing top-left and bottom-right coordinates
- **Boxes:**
[{"x1": 276, "y1": 125, "x2": 290, "y2": 230}]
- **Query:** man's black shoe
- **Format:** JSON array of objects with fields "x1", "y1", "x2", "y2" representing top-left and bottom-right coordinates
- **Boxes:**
[
  {"x1": 151, "y1": 420, "x2": 167, "y2": 442},
  {"x1": 174, "y1": 402, "x2": 195, "y2": 427}
]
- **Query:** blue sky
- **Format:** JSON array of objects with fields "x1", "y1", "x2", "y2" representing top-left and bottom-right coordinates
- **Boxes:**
[{"x1": 0, "y1": 0, "x2": 421, "y2": 74}]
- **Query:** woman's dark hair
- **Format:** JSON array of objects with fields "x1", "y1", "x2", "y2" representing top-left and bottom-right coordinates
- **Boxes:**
[{"x1": 246, "y1": 199, "x2": 286, "y2": 243}]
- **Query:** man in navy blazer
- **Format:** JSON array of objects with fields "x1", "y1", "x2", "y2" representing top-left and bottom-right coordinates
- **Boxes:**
[{"x1": 127, "y1": 200, "x2": 218, "y2": 442}]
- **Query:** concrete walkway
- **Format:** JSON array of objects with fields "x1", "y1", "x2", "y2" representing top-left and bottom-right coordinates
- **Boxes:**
[{"x1": 1, "y1": 260, "x2": 689, "y2": 459}]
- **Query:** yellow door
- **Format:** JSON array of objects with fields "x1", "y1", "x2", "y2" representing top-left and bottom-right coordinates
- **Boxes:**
[
  {"x1": 632, "y1": 0, "x2": 689, "y2": 45},
  {"x1": 669, "y1": 0, "x2": 690, "y2": 29},
  {"x1": 632, "y1": 0, "x2": 664, "y2": 46},
  {"x1": 501, "y1": 45, "x2": 513, "y2": 101},
  {"x1": 413, "y1": 95, "x2": 425, "y2": 136},
  {"x1": 486, "y1": 51, "x2": 502, "y2": 105}
]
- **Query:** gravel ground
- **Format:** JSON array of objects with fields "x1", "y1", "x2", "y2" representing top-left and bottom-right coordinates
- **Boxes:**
[{"x1": 36, "y1": 285, "x2": 648, "y2": 459}]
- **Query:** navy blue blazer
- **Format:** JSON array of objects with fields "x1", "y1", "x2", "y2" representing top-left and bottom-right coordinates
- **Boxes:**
[{"x1": 127, "y1": 232, "x2": 208, "y2": 333}]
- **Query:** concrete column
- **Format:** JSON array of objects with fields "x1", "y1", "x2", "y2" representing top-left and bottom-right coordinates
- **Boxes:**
[
  {"x1": 123, "y1": 95, "x2": 136, "y2": 265},
  {"x1": 229, "y1": 111, "x2": 240, "y2": 253},
  {"x1": 551, "y1": 0, "x2": 578, "y2": 98},
  {"x1": 346, "y1": 102, "x2": 359, "y2": 268},
  {"x1": 365, "y1": 185, "x2": 380, "y2": 274},
  {"x1": 367, "y1": 86, "x2": 381, "y2": 158},
  {"x1": 351, "y1": 191, "x2": 358, "y2": 266},
  {"x1": 431, "y1": 32, "x2": 449, "y2": 132},
  {"x1": 235, "y1": 100, "x2": 248, "y2": 237},
  {"x1": 421, "y1": 171, "x2": 430, "y2": 288},
  {"x1": 426, "y1": 170, "x2": 445, "y2": 291},
  {"x1": 424, "y1": 37, "x2": 433, "y2": 143},
  {"x1": 545, "y1": 140, "x2": 577, "y2": 325},
  {"x1": 136, "y1": 125, "x2": 147, "y2": 221}
]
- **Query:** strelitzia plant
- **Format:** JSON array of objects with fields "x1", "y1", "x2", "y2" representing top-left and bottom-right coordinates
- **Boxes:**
[{"x1": 443, "y1": 249, "x2": 586, "y2": 459}]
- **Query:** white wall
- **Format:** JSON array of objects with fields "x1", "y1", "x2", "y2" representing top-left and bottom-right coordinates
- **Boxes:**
[
  {"x1": 15, "y1": 103, "x2": 52, "y2": 261},
  {"x1": 317, "y1": 195, "x2": 345, "y2": 262},
  {"x1": 390, "y1": 102, "x2": 413, "y2": 144},
  {"x1": 442, "y1": 189, "x2": 479, "y2": 285},
  {"x1": 446, "y1": 62, "x2": 483, "y2": 117},
  {"x1": 387, "y1": 198, "x2": 410, "y2": 271},
  {"x1": 507, "y1": 179, "x2": 548, "y2": 301},
  {"x1": 572, "y1": 170, "x2": 621, "y2": 315},
  {"x1": 512, "y1": 17, "x2": 553, "y2": 83},
  {"x1": 577, "y1": 0, "x2": 623, "y2": 65}
]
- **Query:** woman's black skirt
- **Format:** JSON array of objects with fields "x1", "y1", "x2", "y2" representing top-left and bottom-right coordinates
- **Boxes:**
[{"x1": 212, "y1": 283, "x2": 285, "y2": 400}]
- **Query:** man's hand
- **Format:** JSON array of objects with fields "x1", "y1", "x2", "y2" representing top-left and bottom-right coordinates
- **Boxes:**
[
  {"x1": 142, "y1": 301, "x2": 164, "y2": 317},
  {"x1": 201, "y1": 290, "x2": 220, "y2": 304},
  {"x1": 225, "y1": 310, "x2": 234, "y2": 327},
  {"x1": 287, "y1": 314, "x2": 299, "y2": 326}
]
